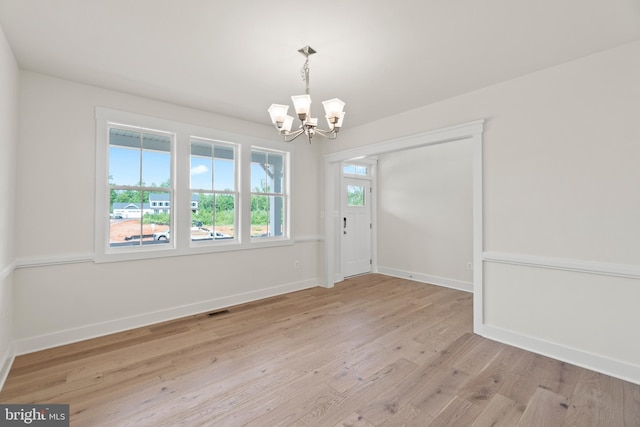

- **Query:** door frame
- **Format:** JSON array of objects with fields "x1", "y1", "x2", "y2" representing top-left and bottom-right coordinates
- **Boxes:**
[
  {"x1": 323, "y1": 119, "x2": 485, "y2": 335},
  {"x1": 340, "y1": 160, "x2": 376, "y2": 278}
]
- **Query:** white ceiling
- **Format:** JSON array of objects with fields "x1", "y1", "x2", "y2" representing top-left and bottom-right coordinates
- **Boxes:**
[{"x1": 1, "y1": 0, "x2": 639, "y2": 129}]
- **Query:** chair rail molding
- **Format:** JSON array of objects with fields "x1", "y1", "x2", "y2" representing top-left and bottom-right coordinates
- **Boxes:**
[
  {"x1": 483, "y1": 251, "x2": 640, "y2": 279},
  {"x1": 0, "y1": 261, "x2": 15, "y2": 282}
]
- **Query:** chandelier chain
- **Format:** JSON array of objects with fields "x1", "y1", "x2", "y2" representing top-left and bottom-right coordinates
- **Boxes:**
[{"x1": 301, "y1": 57, "x2": 310, "y2": 95}]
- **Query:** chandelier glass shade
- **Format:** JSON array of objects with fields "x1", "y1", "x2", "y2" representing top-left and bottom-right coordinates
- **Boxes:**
[{"x1": 268, "y1": 46, "x2": 345, "y2": 143}]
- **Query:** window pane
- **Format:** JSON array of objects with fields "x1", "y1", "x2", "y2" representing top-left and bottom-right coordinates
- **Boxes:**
[
  {"x1": 191, "y1": 193, "x2": 235, "y2": 241},
  {"x1": 343, "y1": 164, "x2": 356, "y2": 175},
  {"x1": 251, "y1": 151, "x2": 267, "y2": 192},
  {"x1": 192, "y1": 192, "x2": 214, "y2": 236},
  {"x1": 251, "y1": 195, "x2": 284, "y2": 238},
  {"x1": 191, "y1": 142, "x2": 213, "y2": 190},
  {"x1": 347, "y1": 185, "x2": 365, "y2": 207},
  {"x1": 214, "y1": 194, "x2": 235, "y2": 239},
  {"x1": 268, "y1": 152, "x2": 284, "y2": 194},
  {"x1": 343, "y1": 163, "x2": 367, "y2": 176},
  {"x1": 213, "y1": 157, "x2": 234, "y2": 191},
  {"x1": 109, "y1": 191, "x2": 170, "y2": 246},
  {"x1": 142, "y1": 134, "x2": 171, "y2": 187},
  {"x1": 144, "y1": 191, "x2": 171, "y2": 245},
  {"x1": 355, "y1": 165, "x2": 368, "y2": 175},
  {"x1": 109, "y1": 129, "x2": 141, "y2": 187},
  {"x1": 214, "y1": 145, "x2": 235, "y2": 191}
]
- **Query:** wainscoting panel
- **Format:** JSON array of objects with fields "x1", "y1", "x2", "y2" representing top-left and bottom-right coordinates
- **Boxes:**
[{"x1": 483, "y1": 254, "x2": 640, "y2": 385}]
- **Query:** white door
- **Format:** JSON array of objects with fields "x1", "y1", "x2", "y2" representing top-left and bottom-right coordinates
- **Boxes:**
[{"x1": 341, "y1": 177, "x2": 372, "y2": 277}]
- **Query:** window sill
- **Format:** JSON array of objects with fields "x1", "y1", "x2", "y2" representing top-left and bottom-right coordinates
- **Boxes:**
[{"x1": 94, "y1": 238, "x2": 293, "y2": 263}]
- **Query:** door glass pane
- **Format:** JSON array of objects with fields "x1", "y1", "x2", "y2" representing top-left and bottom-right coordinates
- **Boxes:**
[{"x1": 347, "y1": 185, "x2": 365, "y2": 207}]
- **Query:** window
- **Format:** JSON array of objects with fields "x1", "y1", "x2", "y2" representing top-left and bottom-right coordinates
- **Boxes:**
[
  {"x1": 251, "y1": 149, "x2": 288, "y2": 239},
  {"x1": 190, "y1": 139, "x2": 237, "y2": 242},
  {"x1": 343, "y1": 163, "x2": 368, "y2": 176},
  {"x1": 96, "y1": 108, "x2": 292, "y2": 262},
  {"x1": 108, "y1": 127, "x2": 173, "y2": 248}
]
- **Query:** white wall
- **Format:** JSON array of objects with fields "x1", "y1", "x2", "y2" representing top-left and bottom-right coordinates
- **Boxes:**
[
  {"x1": 0, "y1": 22, "x2": 18, "y2": 385},
  {"x1": 377, "y1": 140, "x2": 473, "y2": 290},
  {"x1": 331, "y1": 41, "x2": 640, "y2": 382},
  {"x1": 12, "y1": 71, "x2": 323, "y2": 353}
]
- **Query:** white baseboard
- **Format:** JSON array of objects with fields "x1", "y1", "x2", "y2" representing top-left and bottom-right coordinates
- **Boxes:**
[
  {"x1": 482, "y1": 324, "x2": 640, "y2": 386},
  {"x1": 377, "y1": 266, "x2": 473, "y2": 292},
  {"x1": 13, "y1": 278, "x2": 320, "y2": 356},
  {"x1": 0, "y1": 342, "x2": 15, "y2": 392}
]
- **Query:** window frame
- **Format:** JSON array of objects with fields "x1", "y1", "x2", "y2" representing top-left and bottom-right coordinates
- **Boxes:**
[
  {"x1": 95, "y1": 107, "x2": 293, "y2": 263},
  {"x1": 249, "y1": 147, "x2": 290, "y2": 241},
  {"x1": 189, "y1": 137, "x2": 239, "y2": 247}
]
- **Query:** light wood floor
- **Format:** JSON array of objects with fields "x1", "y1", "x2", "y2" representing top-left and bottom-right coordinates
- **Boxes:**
[{"x1": 1, "y1": 274, "x2": 639, "y2": 426}]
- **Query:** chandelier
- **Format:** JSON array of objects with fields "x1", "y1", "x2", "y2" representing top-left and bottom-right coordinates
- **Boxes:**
[{"x1": 268, "y1": 46, "x2": 346, "y2": 143}]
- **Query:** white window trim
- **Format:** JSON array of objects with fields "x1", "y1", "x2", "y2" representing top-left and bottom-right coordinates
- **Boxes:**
[
  {"x1": 95, "y1": 107, "x2": 294, "y2": 263},
  {"x1": 249, "y1": 146, "x2": 291, "y2": 242},
  {"x1": 189, "y1": 136, "x2": 240, "y2": 248}
]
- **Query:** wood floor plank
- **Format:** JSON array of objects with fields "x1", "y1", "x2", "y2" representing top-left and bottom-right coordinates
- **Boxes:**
[
  {"x1": 457, "y1": 345, "x2": 524, "y2": 408},
  {"x1": 623, "y1": 380, "x2": 640, "y2": 427},
  {"x1": 355, "y1": 333, "x2": 475, "y2": 423},
  {"x1": 498, "y1": 351, "x2": 546, "y2": 406},
  {"x1": 377, "y1": 403, "x2": 433, "y2": 426},
  {"x1": 334, "y1": 412, "x2": 377, "y2": 427},
  {"x1": 427, "y1": 396, "x2": 483, "y2": 426},
  {"x1": 1, "y1": 274, "x2": 638, "y2": 426},
  {"x1": 471, "y1": 393, "x2": 526, "y2": 427},
  {"x1": 540, "y1": 359, "x2": 582, "y2": 399},
  {"x1": 562, "y1": 369, "x2": 624, "y2": 427},
  {"x1": 517, "y1": 387, "x2": 569, "y2": 427},
  {"x1": 311, "y1": 358, "x2": 420, "y2": 426},
  {"x1": 409, "y1": 365, "x2": 472, "y2": 417}
]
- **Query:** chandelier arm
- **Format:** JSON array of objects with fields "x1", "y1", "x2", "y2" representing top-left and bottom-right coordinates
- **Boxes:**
[
  {"x1": 313, "y1": 128, "x2": 338, "y2": 138},
  {"x1": 283, "y1": 128, "x2": 305, "y2": 143}
]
